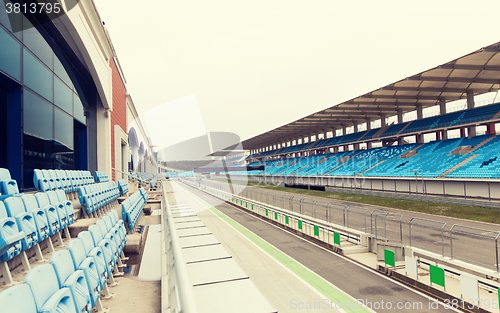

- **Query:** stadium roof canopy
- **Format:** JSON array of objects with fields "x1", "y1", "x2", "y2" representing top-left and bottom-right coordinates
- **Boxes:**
[{"x1": 241, "y1": 41, "x2": 500, "y2": 150}]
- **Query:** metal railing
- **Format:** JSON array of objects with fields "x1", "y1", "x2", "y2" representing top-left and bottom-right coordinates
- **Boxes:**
[
  {"x1": 409, "y1": 217, "x2": 446, "y2": 257},
  {"x1": 162, "y1": 181, "x2": 199, "y2": 313},
  {"x1": 187, "y1": 177, "x2": 500, "y2": 272},
  {"x1": 450, "y1": 225, "x2": 500, "y2": 272}
]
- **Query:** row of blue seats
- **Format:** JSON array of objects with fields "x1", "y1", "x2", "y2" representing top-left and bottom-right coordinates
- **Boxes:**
[
  {"x1": 34, "y1": 169, "x2": 95, "y2": 193},
  {"x1": 0, "y1": 210, "x2": 127, "y2": 313},
  {"x1": 78, "y1": 182, "x2": 120, "y2": 216},
  {"x1": 0, "y1": 190, "x2": 75, "y2": 284},
  {"x1": 95, "y1": 171, "x2": 109, "y2": 183},
  {"x1": 117, "y1": 180, "x2": 129, "y2": 196},
  {"x1": 121, "y1": 188, "x2": 148, "y2": 231},
  {"x1": 246, "y1": 103, "x2": 500, "y2": 160}
]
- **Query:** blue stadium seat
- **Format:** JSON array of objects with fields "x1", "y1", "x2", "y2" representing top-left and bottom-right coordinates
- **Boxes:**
[
  {"x1": 0, "y1": 202, "x2": 24, "y2": 261},
  {"x1": 50, "y1": 250, "x2": 92, "y2": 313},
  {"x1": 66, "y1": 239, "x2": 101, "y2": 308},
  {"x1": 47, "y1": 170, "x2": 63, "y2": 191},
  {"x1": 34, "y1": 192, "x2": 61, "y2": 236},
  {"x1": 88, "y1": 225, "x2": 116, "y2": 274},
  {"x1": 0, "y1": 168, "x2": 20, "y2": 196},
  {"x1": 78, "y1": 231, "x2": 108, "y2": 288},
  {"x1": 40, "y1": 288, "x2": 77, "y2": 313},
  {"x1": 24, "y1": 264, "x2": 77, "y2": 313},
  {"x1": 47, "y1": 191, "x2": 68, "y2": 229},
  {"x1": 0, "y1": 283, "x2": 38, "y2": 313},
  {"x1": 3, "y1": 198, "x2": 38, "y2": 251},
  {"x1": 102, "y1": 215, "x2": 125, "y2": 250},
  {"x1": 107, "y1": 210, "x2": 126, "y2": 244},
  {"x1": 21, "y1": 194, "x2": 50, "y2": 242},
  {"x1": 56, "y1": 189, "x2": 75, "y2": 225},
  {"x1": 96, "y1": 219, "x2": 121, "y2": 257}
]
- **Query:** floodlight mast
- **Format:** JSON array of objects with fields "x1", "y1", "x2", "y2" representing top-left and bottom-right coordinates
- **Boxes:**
[{"x1": 410, "y1": 169, "x2": 423, "y2": 195}]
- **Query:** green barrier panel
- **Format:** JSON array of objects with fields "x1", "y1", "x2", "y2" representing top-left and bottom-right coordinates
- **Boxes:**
[
  {"x1": 274, "y1": 212, "x2": 278, "y2": 220},
  {"x1": 430, "y1": 265, "x2": 445, "y2": 288},
  {"x1": 285, "y1": 215, "x2": 289, "y2": 224},
  {"x1": 384, "y1": 249, "x2": 395, "y2": 267},
  {"x1": 334, "y1": 232, "x2": 340, "y2": 245},
  {"x1": 266, "y1": 209, "x2": 268, "y2": 216},
  {"x1": 251, "y1": 204, "x2": 254, "y2": 210},
  {"x1": 298, "y1": 220, "x2": 302, "y2": 230},
  {"x1": 245, "y1": 202, "x2": 247, "y2": 208},
  {"x1": 498, "y1": 288, "x2": 499, "y2": 308},
  {"x1": 314, "y1": 225, "x2": 319, "y2": 236}
]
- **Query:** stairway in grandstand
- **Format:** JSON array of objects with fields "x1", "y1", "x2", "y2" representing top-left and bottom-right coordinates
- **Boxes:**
[
  {"x1": 358, "y1": 159, "x2": 387, "y2": 175},
  {"x1": 439, "y1": 154, "x2": 479, "y2": 177},
  {"x1": 393, "y1": 120, "x2": 413, "y2": 136},
  {"x1": 323, "y1": 150, "x2": 364, "y2": 175},
  {"x1": 398, "y1": 143, "x2": 425, "y2": 159},
  {"x1": 371, "y1": 123, "x2": 392, "y2": 139},
  {"x1": 467, "y1": 133, "x2": 498, "y2": 154},
  {"x1": 491, "y1": 108, "x2": 500, "y2": 120}
]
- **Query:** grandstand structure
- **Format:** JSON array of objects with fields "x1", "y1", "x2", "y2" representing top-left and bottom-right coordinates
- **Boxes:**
[
  {"x1": 0, "y1": 1, "x2": 162, "y2": 312},
  {"x1": 235, "y1": 42, "x2": 500, "y2": 200}
]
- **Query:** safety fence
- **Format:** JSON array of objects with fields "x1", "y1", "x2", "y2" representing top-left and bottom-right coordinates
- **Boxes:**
[
  {"x1": 185, "y1": 177, "x2": 500, "y2": 272},
  {"x1": 161, "y1": 181, "x2": 199, "y2": 313}
]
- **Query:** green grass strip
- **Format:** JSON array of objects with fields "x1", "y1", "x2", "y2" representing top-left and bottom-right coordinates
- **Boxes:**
[
  {"x1": 209, "y1": 179, "x2": 500, "y2": 224},
  {"x1": 179, "y1": 184, "x2": 370, "y2": 313}
]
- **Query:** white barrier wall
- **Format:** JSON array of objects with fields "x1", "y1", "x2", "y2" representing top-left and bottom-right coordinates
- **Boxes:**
[{"x1": 232, "y1": 175, "x2": 500, "y2": 201}]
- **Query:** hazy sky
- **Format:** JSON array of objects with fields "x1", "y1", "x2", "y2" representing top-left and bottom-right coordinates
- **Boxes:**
[{"x1": 94, "y1": 0, "x2": 500, "y2": 146}]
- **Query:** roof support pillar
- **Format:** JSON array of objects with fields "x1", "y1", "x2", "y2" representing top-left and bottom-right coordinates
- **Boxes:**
[
  {"x1": 439, "y1": 98, "x2": 446, "y2": 115},
  {"x1": 441, "y1": 129, "x2": 448, "y2": 141},
  {"x1": 416, "y1": 104, "x2": 423, "y2": 120},
  {"x1": 365, "y1": 118, "x2": 371, "y2": 131},
  {"x1": 467, "y1": 90, "x2": 476, "y2": 138},
  {"x1": 397, "y1": 109, "x2": 403, "y2": 124},
  {"x1": 380, "y1": 114, "x2": 387, "y2": 128},
  {"x1": 466, "y1": 90, "x2": 475, "y2": 110}
]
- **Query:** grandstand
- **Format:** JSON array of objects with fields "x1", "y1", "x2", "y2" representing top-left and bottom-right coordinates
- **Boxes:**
[
  {"x1": 234, "y1": 42, "x2": 500, "y2": 200},
  {"x1": 0, "y1": 1, "x2": 162, "y2": 312}
]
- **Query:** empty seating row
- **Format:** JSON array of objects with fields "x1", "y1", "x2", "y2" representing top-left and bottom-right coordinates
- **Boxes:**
[
  {"x1": 78, "y1": 182, "x2": 120, "y2": 217},
  {"x1": 0, "y1": 190, "x2": 75, "y2": 284},
  {"x1": 94, "y1": 171, "x2": 110, "y2": 183},
  {"x1": 247, "y1": 103, "x2": 500, "y2": 161},
  {"x1": 117, "y1": 179, "x2": 129, "y2": 196},
  {"x1": 0, "y1": 210, "x2": 127, "y2": 313},
  {"x1": 121, "y1": 188, "x2": 148, "y2": 231},
  {"x1": 34, "y1": 169, "x2": 95, "y2": 194}
]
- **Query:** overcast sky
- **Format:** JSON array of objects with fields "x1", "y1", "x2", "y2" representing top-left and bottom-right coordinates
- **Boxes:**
[{"x1": 94, "y1": 0, "x2": 500, "y2": 147}]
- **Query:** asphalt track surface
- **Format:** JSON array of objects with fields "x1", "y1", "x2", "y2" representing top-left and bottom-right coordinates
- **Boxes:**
[
  {"x1": 181, "y1": 182, "x2": 459, "y2": 313},
  {"x1": 207, "y1": 180, "x2": 500, "y2": 271}
]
